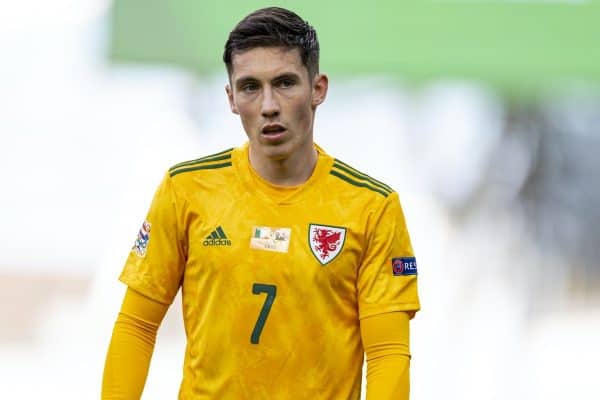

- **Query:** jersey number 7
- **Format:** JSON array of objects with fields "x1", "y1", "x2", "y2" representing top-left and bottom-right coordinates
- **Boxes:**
[{"x1": 251, "y1": 283, "x2": 277, "y2": 344}]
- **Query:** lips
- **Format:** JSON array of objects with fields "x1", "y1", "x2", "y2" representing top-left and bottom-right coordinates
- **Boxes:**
[{"x1": 261, "y1": 123, "x2": 286, "y2": 135}]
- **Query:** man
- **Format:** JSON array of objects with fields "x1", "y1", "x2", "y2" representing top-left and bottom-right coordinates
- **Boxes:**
[{"x1": 102, "y1": 7, "x2": 420, "y2": 400}]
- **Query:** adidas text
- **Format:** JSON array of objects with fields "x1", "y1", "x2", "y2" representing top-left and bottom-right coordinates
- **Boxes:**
[{"x1": 203, "y1": 238, "x2": 232, "y2": 246}]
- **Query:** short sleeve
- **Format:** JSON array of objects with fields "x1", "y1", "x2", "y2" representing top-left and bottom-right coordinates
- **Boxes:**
[
  {"x1": 357, "y1": 192, "x2": 420, "y2": 319},
  {"x1": 119, "y1": 172, "x2": 187, "y2": 305}
]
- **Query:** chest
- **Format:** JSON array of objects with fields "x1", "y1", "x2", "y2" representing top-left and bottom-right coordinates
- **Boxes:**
[{"x1": 183, "y1": 196, "x2": 369, "y2": 292}]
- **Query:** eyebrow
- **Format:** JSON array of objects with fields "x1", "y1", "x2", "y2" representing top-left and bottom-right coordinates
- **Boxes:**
[
  {"x1": 234, "y1": 77, "x2": 257, "y2": 90},
  {"x1": 272, "y1": 73, "x2": 300, "y2": 83}
]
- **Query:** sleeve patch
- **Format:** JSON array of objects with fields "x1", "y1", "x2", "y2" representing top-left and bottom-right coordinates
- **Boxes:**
[
  {"x1": 132, "y1": 220, "x2": 151, "y2": 257},
  {"x1": 392, "y1": 257, "x2": 417, "y2": 276}
]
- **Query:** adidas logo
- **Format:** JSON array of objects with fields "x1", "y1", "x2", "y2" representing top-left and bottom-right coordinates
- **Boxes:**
[{"x1": 203, "y1": 226, "x2": 232, "y2": 246}]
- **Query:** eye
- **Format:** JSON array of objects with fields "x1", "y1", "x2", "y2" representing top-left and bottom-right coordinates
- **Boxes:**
[
  {"x1": 277, "y1": 78, "x2": 295, "y2": 89},
  {"x1": 240, "y1": 82, "x2": 259, "y2": 93}
]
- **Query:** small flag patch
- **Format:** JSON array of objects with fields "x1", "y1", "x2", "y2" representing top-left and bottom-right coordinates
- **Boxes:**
[
  {"x1": 250, "y1": 226, "x2": 291, "y2": 253},
  {"x1": 392, "y1": 257, "x2": 417, "y2": 276}
]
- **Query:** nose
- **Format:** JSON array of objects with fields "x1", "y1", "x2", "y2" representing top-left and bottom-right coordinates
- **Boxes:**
[{"x1": 261, "y1": 87, "x2": 280, "y2": 118}]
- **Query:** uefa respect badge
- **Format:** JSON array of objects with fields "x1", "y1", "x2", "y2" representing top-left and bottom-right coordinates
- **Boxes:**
[{"x1": 392, "y1": 257, "x2": 417, "y2": 276}]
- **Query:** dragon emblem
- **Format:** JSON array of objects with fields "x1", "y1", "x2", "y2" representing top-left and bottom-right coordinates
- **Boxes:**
[{"x1": 309, "y1": 224, "x2": 347, "y2": 265}]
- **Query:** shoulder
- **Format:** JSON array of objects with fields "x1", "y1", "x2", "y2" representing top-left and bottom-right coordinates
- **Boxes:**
[
  {"x1": 162, "y1": 147, "x2": 237, "y2": 200},
  {"x1": 168, "y1": 147, "x2": 235, "y2": 179},
  {"x1": 327, "y1": 157, "x2": 396, "y2": 200}
]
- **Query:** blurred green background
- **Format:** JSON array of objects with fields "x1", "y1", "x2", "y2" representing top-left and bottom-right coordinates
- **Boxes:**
[{"x1": 110, "y1": 0, "x2": 600, "y2": 93}]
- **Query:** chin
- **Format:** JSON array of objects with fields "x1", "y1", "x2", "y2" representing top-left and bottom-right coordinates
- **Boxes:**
[
  {"x1": 263, "y1": 146, "x2": 292, "y2": 161},
  {"x1": 251, "y1": 134, "x2": 306, "y2": 162}
]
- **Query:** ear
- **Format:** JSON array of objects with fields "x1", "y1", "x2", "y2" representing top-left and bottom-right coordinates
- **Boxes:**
[
  {"x1": 311, "y1": 73, "x2": 329, "y2": 108},
  {"x1": 225, "y1": 84, "x2": 239, "y2": 114}
]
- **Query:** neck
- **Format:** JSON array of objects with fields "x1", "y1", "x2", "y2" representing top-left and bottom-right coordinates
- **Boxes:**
[{"x1": 249, "y1": 144, "x2": 318, "y2": 186}]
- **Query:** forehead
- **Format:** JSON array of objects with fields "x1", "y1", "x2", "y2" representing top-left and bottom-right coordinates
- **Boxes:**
[{"x1": 230, "y1": 47, "x2": 307, "y2": 81}]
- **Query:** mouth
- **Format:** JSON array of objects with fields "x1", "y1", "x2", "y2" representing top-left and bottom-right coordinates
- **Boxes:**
[
  {"x1": 261, "y1": 124, "x2": 287, "y2": 141},
  {"x1": 261, "y1": 123, "x2": 286, "y2": 135}
]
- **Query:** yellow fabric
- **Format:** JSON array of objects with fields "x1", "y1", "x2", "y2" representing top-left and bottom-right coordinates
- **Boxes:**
[
  {"x1": 102, "y1": 289, "x2": 168, "y2": 399},
  {"x1": 119, "y1": 143, "x2": 420, "y2": 399},
  {"x1": 361, "y1": 311, "x2": 411, "y2": 400}
]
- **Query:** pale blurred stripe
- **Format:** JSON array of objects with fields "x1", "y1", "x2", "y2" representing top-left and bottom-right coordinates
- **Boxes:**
[{"x1": 0, "y1": 272, "x2": 91, "y2": 344}]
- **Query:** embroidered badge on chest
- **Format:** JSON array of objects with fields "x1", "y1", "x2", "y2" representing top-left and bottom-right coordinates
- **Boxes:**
[
  {"x1": 308, "y1": 224, "x2": 347, "y2": 265},
  {"x1": 250, "y1": 226, "x2": 292, "y2": 253}
]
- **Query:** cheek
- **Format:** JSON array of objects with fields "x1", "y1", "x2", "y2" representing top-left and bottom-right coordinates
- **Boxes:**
[
  {"x1": 236, "y1": 103, "x2": 259, "y2": 131},
  {"x1": 292, "y1": 98, "x2": 313, "y2": 128}
]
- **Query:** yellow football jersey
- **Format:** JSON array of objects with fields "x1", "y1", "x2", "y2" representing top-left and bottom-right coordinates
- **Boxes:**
[{"x1": 120, "y1": 143, "x2": 420, "y2": 399}]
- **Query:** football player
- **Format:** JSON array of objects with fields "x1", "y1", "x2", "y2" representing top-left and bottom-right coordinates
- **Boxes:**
[{"x1": 102, "y1": 7, "x2": 420, "y2": 399}]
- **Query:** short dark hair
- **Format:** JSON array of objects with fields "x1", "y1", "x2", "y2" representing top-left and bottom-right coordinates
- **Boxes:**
[{"x1": 223, "y1": 7, "x2": 320, "y2": 79}]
